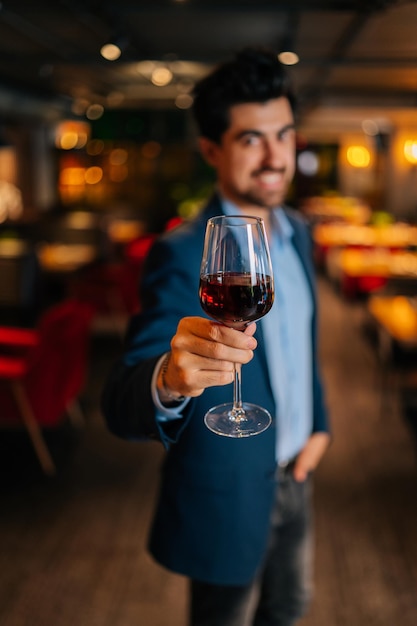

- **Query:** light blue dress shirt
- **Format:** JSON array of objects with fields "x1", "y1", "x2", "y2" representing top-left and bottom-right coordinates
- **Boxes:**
[
  {"x1": 153, "y1": 198, "x2": 313, "y2": 463},
  {"x1": 221, "y1": 200, "x2": 313, "y2": 463},
  {"x1": 259, "y1": 208, "x2": 313, "y2": 463}
]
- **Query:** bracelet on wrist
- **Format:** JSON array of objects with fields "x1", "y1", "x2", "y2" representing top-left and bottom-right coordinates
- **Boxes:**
[{"x1": 160, "y1": 353, "x2": 186, "y2": 403}]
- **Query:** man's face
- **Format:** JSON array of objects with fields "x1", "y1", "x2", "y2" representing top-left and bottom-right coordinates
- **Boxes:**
[{"x1": 200, "y1": 97, "x2": 296, "y2": 211}]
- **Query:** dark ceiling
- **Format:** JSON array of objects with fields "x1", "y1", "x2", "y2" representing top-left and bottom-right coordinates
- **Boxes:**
[{"x1": 0, "y1": 0, "x2": 417, "y2": 128}]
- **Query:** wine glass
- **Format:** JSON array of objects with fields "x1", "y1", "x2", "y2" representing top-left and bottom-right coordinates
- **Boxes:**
[{"x1": 199, "y1": 215, "x2": 274, "y2": 437}]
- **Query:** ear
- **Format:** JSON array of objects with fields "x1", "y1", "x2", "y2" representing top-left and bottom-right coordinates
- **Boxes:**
[{"x1": 198, "y1": 137, "x2": 220, "y2": 168}]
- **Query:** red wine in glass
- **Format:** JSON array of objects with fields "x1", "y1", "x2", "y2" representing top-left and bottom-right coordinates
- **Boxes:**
[
  {"x1": 199, "y1": 215, "x2": 274, "y2": 437},
  {"x1": 199, "y1": 272, "x2": 274, "y2": 330}
]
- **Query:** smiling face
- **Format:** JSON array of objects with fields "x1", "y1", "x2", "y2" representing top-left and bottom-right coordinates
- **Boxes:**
[{"x1": 199, "y1": 97, "x2": 296, "y2": 215}]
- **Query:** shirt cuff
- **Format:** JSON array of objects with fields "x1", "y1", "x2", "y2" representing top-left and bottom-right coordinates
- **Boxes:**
[{"x1": 151, "y1": 353, "x2": 190, "y2": 421}]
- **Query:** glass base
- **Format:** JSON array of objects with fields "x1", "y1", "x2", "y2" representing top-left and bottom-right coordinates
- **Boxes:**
[{"x1": 204, "y1": 402, "x2": 272, "y2": 438}]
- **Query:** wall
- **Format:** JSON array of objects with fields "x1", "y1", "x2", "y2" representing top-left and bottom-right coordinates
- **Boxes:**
[{"x1": 338, "y1": 128, "x2": 417, "y2": 221}]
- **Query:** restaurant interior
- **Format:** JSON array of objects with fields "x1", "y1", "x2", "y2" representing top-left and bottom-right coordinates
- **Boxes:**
[{"x1": 0, "y1": 1, "x2": 417, "y2": 625}]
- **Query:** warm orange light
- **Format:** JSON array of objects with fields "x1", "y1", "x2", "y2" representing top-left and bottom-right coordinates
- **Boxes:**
[
  {"x1": 109, "y1": 148, "x2": 128, "y2": 165},
  {"x1": 346, "y1": 146, "x2": 370, "y2": 168},
  {"x1": 404, "y1": 140, "x2": 417, "y2": 164},
  {"x1": 100, "y1": 43, "x2": 122, "y2": 61},
  {"x1": 60, "y1": 131, "x2": 79, "y2": 150},
  {"x1": 151, "y1": 67, "x2": 173, "y2": 86},
  {"x1": 278, "y1": 51, "x2": 299, "y2": 66},
  {"x1": 56, "y1": 121, "x2": 90, "y2": 150},
  {"x1": 84, "y1": 166, "x2": 103, "y2": 184},
  {"x1": 60, "y1": 167, "x2": 86, "y2": 186}
]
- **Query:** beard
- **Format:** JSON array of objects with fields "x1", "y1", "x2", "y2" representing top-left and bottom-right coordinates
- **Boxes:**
[
  {"x1": 237, "y1": 185, "x2": 289, "y2": 210},
  {"x1": 236, "y1": 167, "x2": 292, "y2": 209},
  {"x1": 221, "y1": 166, "x2": 293, "y2": 211}
]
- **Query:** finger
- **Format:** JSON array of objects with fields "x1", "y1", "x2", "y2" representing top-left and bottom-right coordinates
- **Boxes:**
[
  {"x1": 178, "y1": 317, "x2": 257, "y2": 349},
  {"x1": 173, "y1": 332, "x2": 255, "y2": 368},
  {"x1": 243, "y1": 322, "x2": 257, "y2": 337},
  {"x1": 168, "y1": 351, "x2": 235, "y2": 397},
  {"x1": 293, "y1": 464, "x2": 309, "y2": 483},
  {"x1": 208, "y1": 321, "x2": 258, "y2": 349},
  {"x1": 293, "y1": 433, "x2": 331, "y2": 482}
]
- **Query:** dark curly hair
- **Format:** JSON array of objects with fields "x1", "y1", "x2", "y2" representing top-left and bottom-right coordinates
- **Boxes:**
[{"x1": 192, "y1": 47, "x2": 296, "y2": 144}]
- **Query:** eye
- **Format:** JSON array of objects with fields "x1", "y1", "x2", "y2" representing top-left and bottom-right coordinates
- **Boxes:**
[
  {"x1": 278, "y1": 126, "x2": 295, "y2": 142},
  {"x1": 241, "y1": 133, "x2": 261, "y2": 146}
]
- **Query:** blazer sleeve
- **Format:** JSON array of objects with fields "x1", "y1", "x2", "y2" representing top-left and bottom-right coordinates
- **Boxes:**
[{"x1": 100, "y1": 228, "x2": 204, "y2": 446}]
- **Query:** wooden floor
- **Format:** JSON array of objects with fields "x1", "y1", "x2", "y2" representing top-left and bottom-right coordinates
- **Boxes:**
[{"x1": 1, "y1": 276, "x2": 416, "y2": 626}]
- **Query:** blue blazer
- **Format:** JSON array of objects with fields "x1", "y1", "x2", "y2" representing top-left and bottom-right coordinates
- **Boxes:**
[{"x1": 102, "y1": 195, "x2": 329, "y2": 585}]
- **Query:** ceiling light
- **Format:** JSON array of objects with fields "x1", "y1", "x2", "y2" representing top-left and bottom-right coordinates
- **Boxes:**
[
  {"x1": 100, "y1": 35, "x2": 128, "y2": 61},
  {"x1": 278, "y1": 13, "x2": 299, "y2": 66},
  {"x1": 278, "y1": 51, "x2": 299, "y2": 66},
  {"x1": 151, "y1": 67, "x2": 173, "y2": 87},
  {"x1": 101, "y1": 43, "x2": 122, "y2": 61}
]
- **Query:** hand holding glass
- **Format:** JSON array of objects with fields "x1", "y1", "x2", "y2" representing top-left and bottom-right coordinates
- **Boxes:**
[{"x1": 199, "y1": 215, "x2": 274, "y2": 437}]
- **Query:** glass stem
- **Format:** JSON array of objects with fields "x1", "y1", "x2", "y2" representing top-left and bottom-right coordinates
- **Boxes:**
[{"x1": 232, "y1": 363, "x2": 245, "y2": 420}]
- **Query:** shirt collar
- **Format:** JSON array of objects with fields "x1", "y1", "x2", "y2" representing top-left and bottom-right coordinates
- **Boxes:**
[{"x1": 220, "y1": 196, "x2": 294, "y2": 244}]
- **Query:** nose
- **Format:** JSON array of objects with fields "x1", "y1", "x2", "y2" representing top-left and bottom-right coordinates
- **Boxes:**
[{"x1": 262, "y1": 139, "x2": 285, "y2": 168}]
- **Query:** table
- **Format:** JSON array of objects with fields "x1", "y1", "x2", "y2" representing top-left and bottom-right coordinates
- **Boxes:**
[
  {"x1": 332, "y1": 248, "x2": 417, "y2": 298},
  {"x1": 367, "y1": 295, "x2": 417, "y2": 418},
  {"x1": 313, "y1": 222, "x2": 417, "y2": 273},
  {"x1": 37, "y1": 243, "x2": 97, "y2": 274},
  {"x1": 368, "y1": 295, "x2": 417, "y2": 347}
]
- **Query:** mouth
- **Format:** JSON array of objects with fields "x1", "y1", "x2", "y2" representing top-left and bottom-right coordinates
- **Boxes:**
[{"x1": 254, "y1": 170, "x2": 285, "y2": 188}]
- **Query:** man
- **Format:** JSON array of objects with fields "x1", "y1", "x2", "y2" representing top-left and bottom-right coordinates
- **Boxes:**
[{"x1": 102, "y1": 47, "x2": 330, "y2": 626}]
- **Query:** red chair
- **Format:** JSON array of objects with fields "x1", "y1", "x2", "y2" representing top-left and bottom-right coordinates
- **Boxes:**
[
  {"x1": 0, "y1": 299, "x2": 94, "y2": 475},
  {"x1": 124, "y1": 232, "x2": 157, "y2": 303},
  {"x1": 70, "y1": 233, "x2": 157, "y2": 335}
]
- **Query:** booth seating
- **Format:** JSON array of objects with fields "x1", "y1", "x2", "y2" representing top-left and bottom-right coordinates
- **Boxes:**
[{"x1": 0, "y1": 299, "x2": 94, "y2": 475}]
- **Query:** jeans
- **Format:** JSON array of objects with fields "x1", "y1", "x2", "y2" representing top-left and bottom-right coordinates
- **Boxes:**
[{"x1": 189, "y1": 468, "x2": 313, "y2": 626}]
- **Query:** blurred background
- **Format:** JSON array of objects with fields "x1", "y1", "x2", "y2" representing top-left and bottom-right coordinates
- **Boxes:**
[{"x1": 0, "y1": 1, "x2": 417, "y2": 625}]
